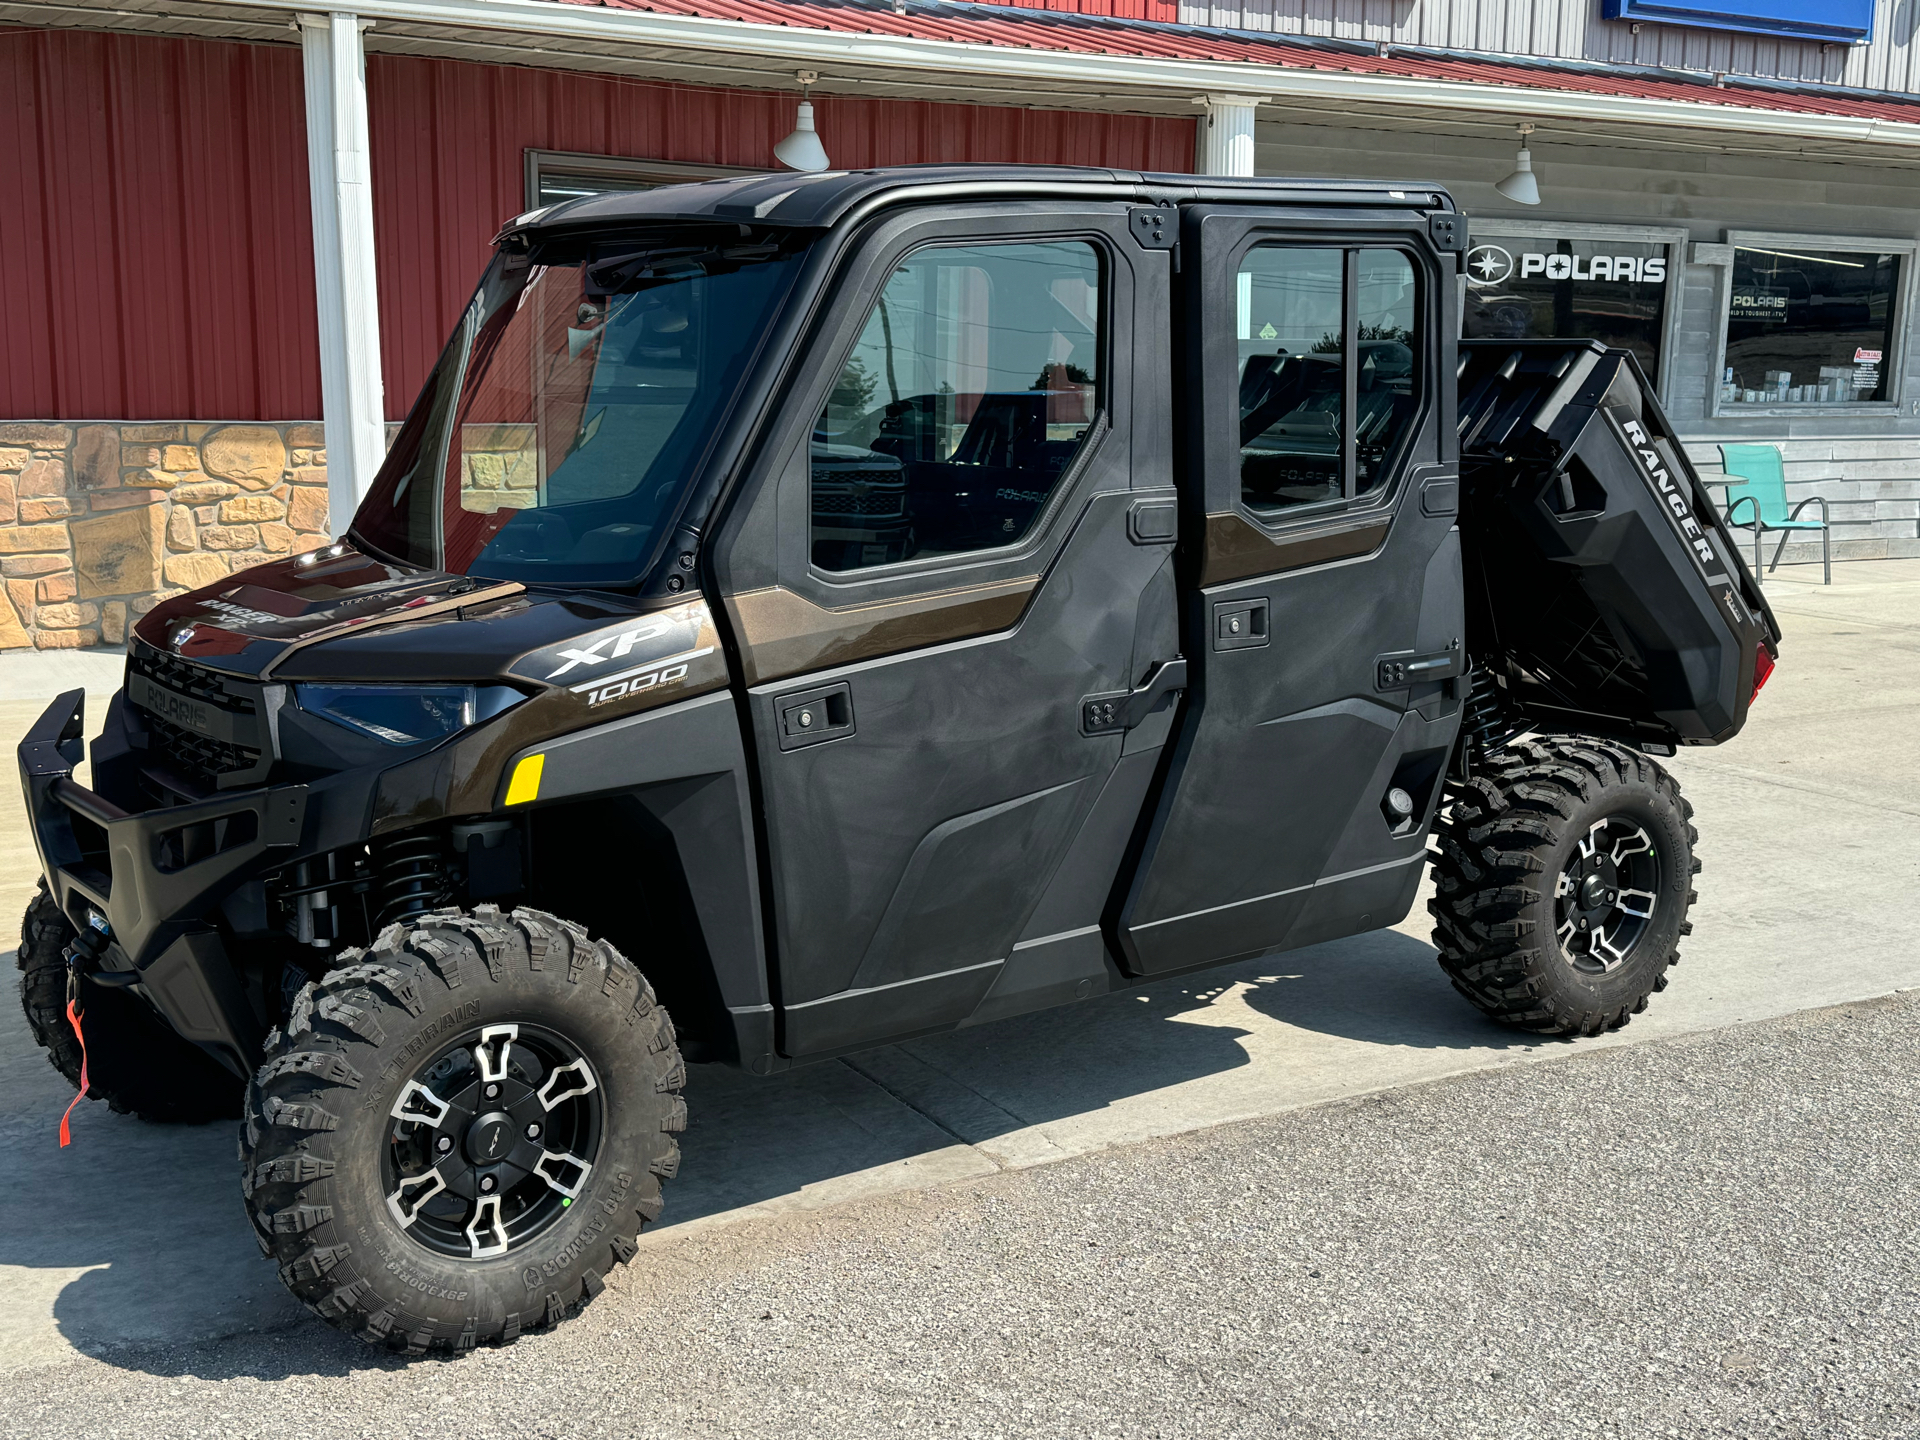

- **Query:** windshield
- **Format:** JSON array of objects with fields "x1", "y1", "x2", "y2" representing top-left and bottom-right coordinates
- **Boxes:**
[{"x1": 354, "y1": 225, "x2": 811, "y2": 585}]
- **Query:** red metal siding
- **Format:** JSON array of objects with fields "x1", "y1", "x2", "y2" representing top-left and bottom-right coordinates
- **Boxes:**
[
  {"x1": 0, "y1": 27, "x2": 319, "y2": 422},
  {"x1": 937, "y1": 0, "x2": 1181, "y2": 20},
  {"x1": 363, "y1": 58, "x2": 1194, "y2": 416},
  {"x1": 1, "y1": 25, "x2": 1193, "y2": 423}
]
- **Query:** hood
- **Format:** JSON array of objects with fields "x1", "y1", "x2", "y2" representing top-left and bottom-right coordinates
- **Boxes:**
[{"x1": 132, "y1": 548, "x2": 685, "y2": 688}]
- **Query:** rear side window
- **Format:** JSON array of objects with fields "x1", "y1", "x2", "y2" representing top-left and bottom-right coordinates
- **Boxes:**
[
  {"x1": 1237, "y1": 244, "x2": 1421, "y2": 516},
  {"x1": 812, "y1": 240, "x2": 1103, "y2": 573}
]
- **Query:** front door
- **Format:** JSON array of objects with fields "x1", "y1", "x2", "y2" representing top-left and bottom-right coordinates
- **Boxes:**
[
  {"x1": 1118, "y1": 207, "x2": 1466, "y2": 974},
  {"x1": 711, "y1": 204, "x2": 1180, "y2": 1058}
]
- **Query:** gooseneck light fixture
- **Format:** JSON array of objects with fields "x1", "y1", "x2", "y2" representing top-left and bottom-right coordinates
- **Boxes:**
[
  {"x1": 774, "y1": 70, "x2": 831, "y2": 173},
  {"x1": 1494, "y1": 122, "x2": 1541, "y2": 206}
]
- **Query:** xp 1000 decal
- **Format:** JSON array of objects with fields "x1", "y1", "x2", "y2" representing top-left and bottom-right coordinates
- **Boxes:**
[{"x1": 509, "y1": 598, "x2": 728, "y2": 717}]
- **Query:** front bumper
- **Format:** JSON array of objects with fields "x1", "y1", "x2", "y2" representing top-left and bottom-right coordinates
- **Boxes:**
[{"x1": 19, "y1": 689, "x2": 308, "y2": 1073}]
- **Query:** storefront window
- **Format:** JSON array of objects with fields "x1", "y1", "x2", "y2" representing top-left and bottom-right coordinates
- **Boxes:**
[
  {"x1": 522, "y1": 151, "x2": 751, "y2": 210},
  {"x1": 1721, "y1": 246, "x2": 1901, "y2": 407},
  {"x1": 1464, "y1": 234, "x2": 1671, "y2": 384}
]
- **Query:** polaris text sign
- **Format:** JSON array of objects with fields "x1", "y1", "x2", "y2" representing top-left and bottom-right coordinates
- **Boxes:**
[{"x1": 1466, "y1": 245, "x2": 1666, "y2": 288}]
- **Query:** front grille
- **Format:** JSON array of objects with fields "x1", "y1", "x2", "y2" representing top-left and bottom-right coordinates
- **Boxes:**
[
  {"x1": 126, "y1": 639, "x2": 271, "y2": 789},
  {"x1": 813, "y1": 491, "x2": 905, "y2": 518},
  {"x1": 128, "y1": 645, "x2": 257, "y2": 715},
  {"x1": 143, "y1": 712, "x2": 264, "y2": 787}
]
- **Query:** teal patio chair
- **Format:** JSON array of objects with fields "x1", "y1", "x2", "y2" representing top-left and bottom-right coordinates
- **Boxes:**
[{"x1": 1718, "y1": 442, "x2": 1831, "y2": 585}]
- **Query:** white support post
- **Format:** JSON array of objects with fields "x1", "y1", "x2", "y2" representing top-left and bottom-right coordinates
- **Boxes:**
[
  {"x1": 1195, "y1": 93, "x2": 1264, "y2": 178},
  {"x1": 299, "y1": 12, "x2": 385, "y2": 539}
]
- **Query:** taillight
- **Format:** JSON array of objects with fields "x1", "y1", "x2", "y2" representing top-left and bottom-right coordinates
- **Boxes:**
[{"x1": 1749, "y1": 643, "x2": 1776, "y2": 704}]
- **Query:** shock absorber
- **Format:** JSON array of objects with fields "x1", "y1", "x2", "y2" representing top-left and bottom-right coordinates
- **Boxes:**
[
  {"x1": 1455, "y1": 664, "x2": 1521, "y2": 780},
  {"x1": 371, "y1": 830, "x2": 453, "y2": 929}
]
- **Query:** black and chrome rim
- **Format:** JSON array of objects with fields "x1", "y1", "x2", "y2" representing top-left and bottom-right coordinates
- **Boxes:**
[
  {"x1": 381, "y1": 1023, "x2": 602, "y2": 1259},
  {"x1": 1554, "y1": 816, "x2": 1660, "y2": 974}
]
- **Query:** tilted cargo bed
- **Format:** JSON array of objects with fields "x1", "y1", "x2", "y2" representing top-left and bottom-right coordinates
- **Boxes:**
[{"x1": 1456, "y1": 339, "x2": 1782, "y2": 748}]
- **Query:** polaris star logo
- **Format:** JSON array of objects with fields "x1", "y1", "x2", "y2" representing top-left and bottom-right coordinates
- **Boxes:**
[{"x1": 1466, "y1": 245, "x2": 1513, "y2": 285}]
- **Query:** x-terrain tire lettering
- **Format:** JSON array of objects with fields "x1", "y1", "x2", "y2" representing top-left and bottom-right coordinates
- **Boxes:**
[
  {"x1": 1427, "y1": 738, "x2": 1698, "y2": 1036},
  {"x1": 241, "y1": 905, "x2": 685, "y2": 1353}
]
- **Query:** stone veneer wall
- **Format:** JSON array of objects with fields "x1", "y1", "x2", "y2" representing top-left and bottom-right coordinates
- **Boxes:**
[{"x1": 0, "y1": 422, "x2": 334, "y2": 650}]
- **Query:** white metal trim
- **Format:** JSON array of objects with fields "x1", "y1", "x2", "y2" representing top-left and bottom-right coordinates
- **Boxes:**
[
  {"x1": 300, "y1": 11, "x2": 387, "y2": 536},
  {"x1": 238, "y1": 0, "x2": 1921, "y2": 149}
]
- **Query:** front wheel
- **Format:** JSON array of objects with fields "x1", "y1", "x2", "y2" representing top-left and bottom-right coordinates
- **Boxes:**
[
  {"x1": 241, "y1": 905, "x2": 685, "y2": 1353},
  {"x1": 1428, "y1": 737, "x2": 1698, "y2": 1037}
]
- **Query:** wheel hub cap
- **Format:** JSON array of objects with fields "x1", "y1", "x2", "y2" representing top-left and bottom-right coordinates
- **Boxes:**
[
  {"x1": 465, "y1": 1111, "x2": 516, "y2": 1165},
  {"x1": 1555, "y1": 817, "x2": 1659, "y2": 974}
]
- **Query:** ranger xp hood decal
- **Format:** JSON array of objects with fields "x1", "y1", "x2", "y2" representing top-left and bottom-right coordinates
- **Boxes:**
[{"x1": 509, "y1": 598, "x2": 727, "y2": 715}]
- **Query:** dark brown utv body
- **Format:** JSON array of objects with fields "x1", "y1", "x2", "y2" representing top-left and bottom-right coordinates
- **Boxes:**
[{"x1": 18, "y1": 164, "x2": 1777, "y2": 1352}]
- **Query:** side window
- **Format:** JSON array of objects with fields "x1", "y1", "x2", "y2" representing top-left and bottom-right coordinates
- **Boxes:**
[
  {"x1": 812, "y1": 240, "x2": 1103, "y2": 573},
  {"x1": 1237, "y1": 244, "x2": 1422, "y2": 515},
  {"x1": 1356, "y1": 249, "x2": 1420, "y2": 496},
  {"x1": 1238, "y1": 247, "x2": 1344, "y2": 511}
]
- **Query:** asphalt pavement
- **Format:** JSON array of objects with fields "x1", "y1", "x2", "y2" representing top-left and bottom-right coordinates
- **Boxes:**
[
  {"x1": 0, "y1": 558, "x2": 1914, "y2": 1436},
  {"x1": 0, "y1": 994, "x2": 1913, "y2": 1438}
]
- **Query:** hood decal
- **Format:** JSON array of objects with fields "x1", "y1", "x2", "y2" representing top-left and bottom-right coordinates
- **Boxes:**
[{"x1": 509, "y1": 598, "x2": 727, "y2": 720}]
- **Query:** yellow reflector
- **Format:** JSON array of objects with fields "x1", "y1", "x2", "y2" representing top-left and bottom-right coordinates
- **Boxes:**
[{"x1": 504, "y1": 753, "x2": 545, "y2": 806}]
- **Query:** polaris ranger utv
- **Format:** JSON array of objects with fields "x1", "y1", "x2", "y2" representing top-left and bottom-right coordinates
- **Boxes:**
[{"x1": 17, "y1": 166, "x2": 1779, "y2": 1353}]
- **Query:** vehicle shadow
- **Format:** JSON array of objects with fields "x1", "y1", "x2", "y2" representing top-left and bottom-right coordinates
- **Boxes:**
[
  {"x1": 0, "y1": 921, "x2": 1525, "y2": 1379},
  {"x1": 663, "y1": 922, "x2": 1532, "y2": 1226}
]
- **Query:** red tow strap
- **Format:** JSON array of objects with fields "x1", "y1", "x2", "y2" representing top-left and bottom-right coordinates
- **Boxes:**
[{"x1": 59, "y1": 998, "x2": 89, "y2": 1148}]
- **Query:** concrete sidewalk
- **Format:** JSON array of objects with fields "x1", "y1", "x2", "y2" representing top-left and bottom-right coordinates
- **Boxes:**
[{"x1": 0, "y1": 559, "x2": 1914, "y2": 1375}]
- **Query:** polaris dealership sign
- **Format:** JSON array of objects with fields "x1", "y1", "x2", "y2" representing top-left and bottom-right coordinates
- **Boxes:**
[{"x1": 1467, "y1": 245, "x2": 1667, "y2": 286}]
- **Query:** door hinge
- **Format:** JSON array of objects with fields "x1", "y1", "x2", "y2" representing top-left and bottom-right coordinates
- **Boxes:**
[
  {"x1": 1081, "y1": 657, "x2": 1187, "y2": 735},
  {"x1": 1427, "y1": 212, "x2": 1466, "y2": 253},
  {"x1": 1375, "y1": 641, "x2": 1462, "y2": 692},
  {"x1": 1128, "y1": 206, "x2": 1177, "y2": 251}
]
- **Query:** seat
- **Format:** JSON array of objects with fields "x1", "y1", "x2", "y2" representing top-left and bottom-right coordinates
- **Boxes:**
[{"x1": 1718, "y1": 442, "x2": 1830, "y2": 585}]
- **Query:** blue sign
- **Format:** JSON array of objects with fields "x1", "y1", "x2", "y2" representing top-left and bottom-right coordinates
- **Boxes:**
[{"x1": 1602, "y1": 1, "x2": 1873, "y2": 43}]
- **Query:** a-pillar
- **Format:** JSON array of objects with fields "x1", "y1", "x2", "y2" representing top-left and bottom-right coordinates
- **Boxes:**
[
  {"x1": 299, "y1": 12, "x2": 385, "y2": 539},
  {"x1": 1195, "y1": 93, "x2": 1264, "y2": 178}
]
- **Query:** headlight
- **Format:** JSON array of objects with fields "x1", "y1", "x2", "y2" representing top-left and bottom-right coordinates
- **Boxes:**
[{"x1": 294, "y1": 684, "x2": 523, "y2": 746}]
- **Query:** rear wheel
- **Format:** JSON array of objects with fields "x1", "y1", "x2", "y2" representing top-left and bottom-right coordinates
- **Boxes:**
[
  {"x1": 1428, "y1": 737, "x2": 1698, "y2": 1036},
  {"x1": 241, "y1": 905, "x2": 684, "y2": 1353},
  {"x1": 16, "y1": 883, "x2": 242, "y2": 1123}
]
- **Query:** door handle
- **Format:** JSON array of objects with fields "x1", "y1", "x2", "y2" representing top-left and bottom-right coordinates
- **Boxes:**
[
  {"x1": 775, "y1": 681, "x2": 855, "y2": 750},
  {"x1": 1081, "y1": 658, "x2": 1187, "y2": 736}
]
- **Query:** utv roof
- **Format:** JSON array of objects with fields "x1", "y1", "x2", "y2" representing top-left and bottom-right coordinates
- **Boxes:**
[{"x1": 500, "y1": 163, "x2": 1458, "y2": 242}]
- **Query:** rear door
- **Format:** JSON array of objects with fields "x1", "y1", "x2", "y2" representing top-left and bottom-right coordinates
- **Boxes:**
[
  {"x1": 1117, "y1": 206, "x2": 1466, "y2": 974},
  {"x1": 710, "y1": 203, "x2": 1180, "y2": 1059}
]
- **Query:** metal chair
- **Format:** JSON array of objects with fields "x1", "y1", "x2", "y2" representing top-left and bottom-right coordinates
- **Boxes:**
[{"x1": 1718, "y1": 442, "x2": 1831, "y2": 585}]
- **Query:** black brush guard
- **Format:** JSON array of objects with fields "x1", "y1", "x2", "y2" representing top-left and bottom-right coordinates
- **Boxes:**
[{"x1": 18, "y1": 689, "x2": 307, "y2": 1074}]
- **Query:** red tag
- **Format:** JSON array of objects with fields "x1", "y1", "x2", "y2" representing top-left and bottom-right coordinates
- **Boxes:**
[{"x1": 58, "y1": 999, "x2": 89, "y2": 1148}]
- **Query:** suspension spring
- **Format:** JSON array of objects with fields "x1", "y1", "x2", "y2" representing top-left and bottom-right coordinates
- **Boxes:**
[
  {"x1": 1456, "y1": 665, "x2": 1521, "y2": 777},
  {"x1": 372, "y1": 830, "x2": 452, "y2": 929}
]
